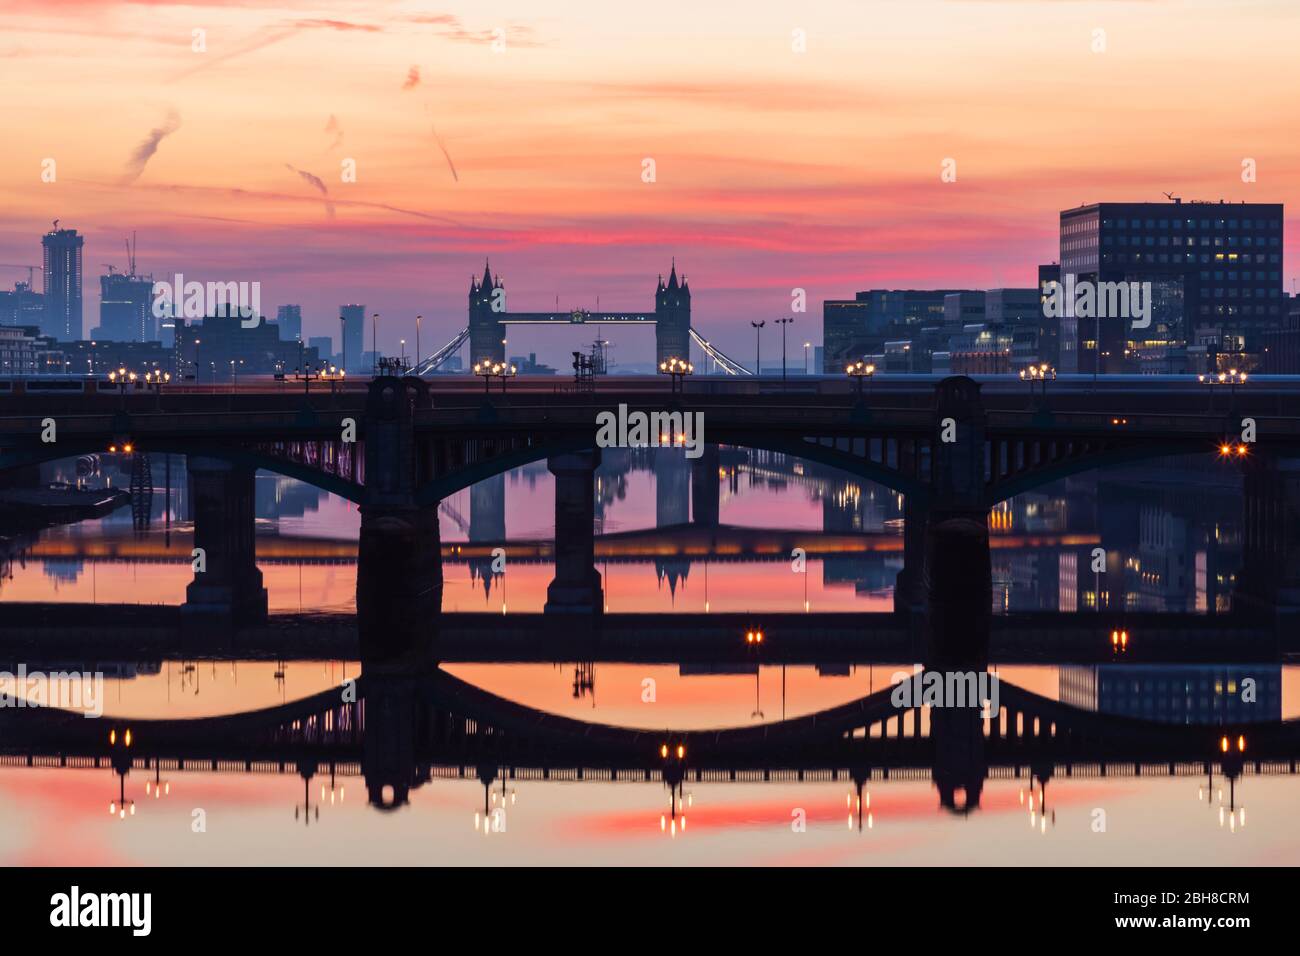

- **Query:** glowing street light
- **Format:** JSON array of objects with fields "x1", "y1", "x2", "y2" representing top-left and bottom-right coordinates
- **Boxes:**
[
  {"x1": 473, "y1": 359, "x2": 517, "y2": 393},
  {"x1": 1198, "y1": 368, "x2": 1247, "y2": 412},
  {"x1": 659, "y1": 356, "x2": 693, "y2": 392},
  {"x1": 846, "y1": 359, "x2": 876, "y2": 396}
]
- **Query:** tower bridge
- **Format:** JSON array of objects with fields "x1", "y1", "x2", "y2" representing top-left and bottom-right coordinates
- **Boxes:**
[{"x1": 415, "y1": 261, "x2": 751, "y2": 376}]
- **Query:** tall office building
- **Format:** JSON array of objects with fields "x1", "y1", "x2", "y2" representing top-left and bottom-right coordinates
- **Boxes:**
[
  {"x1": 340, "y1": 304, "x2": 364, "y2": 373},
  {"x1": 1059, "y1": 200, "x2": 1284, "y2": 372},
  {"x1": 42, "y1": 224, "x2": 84, "y2": 341},
  {"x1": 96, "y1": 270, "x2": 155, "y2": 342},
  {"x1": 275, "y1": 305, "x2": 302, "y2": 343}
]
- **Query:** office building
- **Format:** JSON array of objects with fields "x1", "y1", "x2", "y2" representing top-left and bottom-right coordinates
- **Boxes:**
[
  {"x1": 0, "y1": 325, "x2": 62, "y2": 374},
  {"x1": 1059, "y1": 200, "x2": 1283, "y2": 373},
  {"x1": 41, "y1": 225, "x2": 84, "y2": 341}
]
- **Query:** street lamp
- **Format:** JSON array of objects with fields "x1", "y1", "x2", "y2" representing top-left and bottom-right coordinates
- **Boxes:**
[
  {"x1": 1019, "y1": 362, "x2": 1056, "y2": 406},
  {"x1": 804, "y1": 341, "x2": 811, "y2": 375},
  {"x1": 473, "y1": 360, "x2": 516, "y2": 393},
  {"x1": 372, "y1": 312, "x2": 379, "y2": 375},
  {"x1": 776, "y1": 316, "x2": 794, "y2": 384},
  {"x1": 751, "y1": 320, "x2": 765, "y2": 377},
  {"x1": 1198, "y1": 368, "x2": 1247, "y2": 412},
  {"x1": 846, "y1": 359, "x2": 876, "y2": 396},
  {"x1": 415, "y1": 314, "x2": 422, "y2": 372},
  {"x1": 659, "y1": 356, "x2": 694, "y2": 393}
]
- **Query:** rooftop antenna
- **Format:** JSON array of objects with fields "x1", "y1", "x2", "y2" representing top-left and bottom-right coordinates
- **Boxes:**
[
  {"x1": 52, "y1": 219, "x2": 59, "y2": 230},
  {"x1": 1162, "y1": 191, "x2": 1181, "y2": 204}
]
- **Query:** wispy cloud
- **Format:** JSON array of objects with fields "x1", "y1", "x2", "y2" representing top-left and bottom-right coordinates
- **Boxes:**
[
  {"x1": 284, "y1": 163, "x2": 335, "y2": 219},
  {"x1": 120, "y1": 110, "x2": 181, "y2": 185},
  {"x1": 324, "y1": 114, "x2": 343, "y2": 150},
  {"x1": 173, "y1": 18, "x2": 381, "y2": 79},
  {"x1": 401, "y1": 65, "x2": 420, "y2": 91}
]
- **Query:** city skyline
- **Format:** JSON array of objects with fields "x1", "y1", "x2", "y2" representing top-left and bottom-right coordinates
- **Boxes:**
[{"x1": 2, "y1": 0, "x2": 1299, "y2": 362}]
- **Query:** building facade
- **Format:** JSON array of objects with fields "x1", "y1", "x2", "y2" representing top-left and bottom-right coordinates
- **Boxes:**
[{"x1": 1059, "y1": 200, "x2": 1283, "y2": 373}]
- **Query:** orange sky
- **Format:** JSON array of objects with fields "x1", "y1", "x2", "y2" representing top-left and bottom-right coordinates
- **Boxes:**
[{"x1": 2, "y1": 0, "x2": 1297, "y2": 362}]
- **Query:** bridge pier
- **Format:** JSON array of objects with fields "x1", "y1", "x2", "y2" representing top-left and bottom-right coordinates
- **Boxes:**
[
  {"x1": 691, "y1": 444, "x2": 721, "y2": 527},
  {"x1": 926, "y1": 377, "x2": 991, "y2": 668},
  {"x1": 182, "y1": 456, "x2": 267, "y2": 623},
  {"x1": 357, "y1": 376, "x2": 441, "y2": 662},
  {"x1": 545, "y1": 449, "x2": 603, "y2": 615},
  {"x1": 1235, "y1": 451, "x2": 1300, "y2": 627},
  {"x1": 894, "y1": 494, "x2": 930, "y2": 622}
]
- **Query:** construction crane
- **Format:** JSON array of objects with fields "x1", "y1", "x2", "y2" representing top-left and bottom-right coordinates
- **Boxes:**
[{"x1": 0, "y1": 264, "x2": 42, "y2": 286}]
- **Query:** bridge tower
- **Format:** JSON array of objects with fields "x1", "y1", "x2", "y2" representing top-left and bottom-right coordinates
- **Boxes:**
[
  {"x1": 468, "y1": 261, "x2": 506, "y2": 367},
  {"x1": 655, "y1": 261, "x2": 691, "y2": 366}
]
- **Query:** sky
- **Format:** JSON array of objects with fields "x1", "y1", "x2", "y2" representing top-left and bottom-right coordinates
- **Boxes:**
[{"x1": 1, "y1": 0, "x2": 1298, "y2": 365}]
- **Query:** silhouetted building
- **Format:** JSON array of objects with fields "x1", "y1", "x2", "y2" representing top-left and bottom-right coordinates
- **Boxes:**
[
  {"x1": 1261, "y1": 300, "x2": 1300, "y2": 373},
  {"x1": 95, "y1": 271, "x2": 155, "y2": 342},
  {"x1": 41, "y1": 225, "x2": 84, "y2": 341},
  {"x1": 340, "y1": 304, "x2": 364, "y2": 373},
  {"x1": 186, "y1": 312, "x2": 320, "y2": 383},
  {"x1": 823, "y1": 289, "x2": 975, "y2": 372},
  {"x1": 0, "y1": 281, "x2": 44, "y2": 327},
  {"x1": 275, "y1": 305, "x2": 302, "y2": 344},
  {"x1": 308, "y1": 335, "x2": 333, "y2": 366}
]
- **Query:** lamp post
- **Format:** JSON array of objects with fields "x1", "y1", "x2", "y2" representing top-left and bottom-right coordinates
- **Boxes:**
[
  {"x1": 372, "y1": 313, "x2": 379, "y2": 375},
  {"x1": 776, "y1": 316, "x2": 793, "y2": 385},
  {"x1": 415, "y1": 314, "x2": 422, "y2": 372},
  {"x1": 473, "y1": 360, "x2": 516, "y2": 393},
  {"x1": 804, "y1": 341, "x2": 811, "y2": 375},
  {"x1": 751, "y1": 320, "x2": 765, "y2": 377},
  {"x1": 658, "y1": 356, "x2": 694, "y2": 394},
  {"x1": 1198, "y1": 368, "x2": 1246, "y2": 413},
  {"x1": 1019, "y1": 362, "x2": 1056, "y2": 408},
  {"x1": 845, "y1": 359, "x2": 876, "y2": 397}
]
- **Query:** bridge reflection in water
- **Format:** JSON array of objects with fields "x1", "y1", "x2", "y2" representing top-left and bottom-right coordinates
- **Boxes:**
[{"x1": 0, "y1": 657, "x2": 1287, "y2": 825}]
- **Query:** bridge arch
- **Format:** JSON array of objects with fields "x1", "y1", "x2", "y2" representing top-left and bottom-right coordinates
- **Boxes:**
[
  {"x1": 416, "y1": 431, "x2": 929, "y2": 504},
  {"x1": 987, "y1": 438, "x2": 1257, "y2": 503},
  {"x1": 0, "y1": 440, "x2": 366, "y2": 504}
]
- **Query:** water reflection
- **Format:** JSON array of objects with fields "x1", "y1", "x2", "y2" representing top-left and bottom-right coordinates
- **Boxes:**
[
  {"x1": 0, "y1": 448, "x2": 1248, "y2": 616},
  {"x1": 1, "y1": 446, "x2": 1294, "y2": 867}
]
